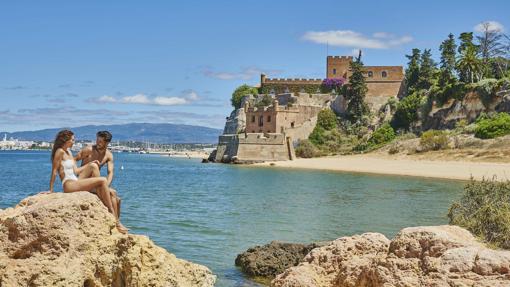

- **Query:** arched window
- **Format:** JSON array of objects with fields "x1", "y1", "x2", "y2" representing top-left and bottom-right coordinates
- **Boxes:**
[
  {"x1": 382, "y1": 71, "x2": 388, "y2": 78},
  {"x1": 259, "y1": 116, "x2": 264, "y2": 127},
  {"x1": 368, "y1": 71, "x2": 373, "y2": 77},
  {"x1": 333, "y1": 68, "x2": 337, "y2": 75}
]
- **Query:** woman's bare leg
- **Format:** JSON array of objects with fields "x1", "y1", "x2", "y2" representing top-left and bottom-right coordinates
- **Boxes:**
[
  {"x1": 64, "y1": 178, "x2": 114, "y2": 214},
  {"x1": 65, "y1": 178, "x2": 126, "y2": 233},
  {"x1": 78, "y1": 163, "x2": 100, "y2": 179},
  {"x1": 77, "y1": 165, "x2": 120, "y2": 218}
]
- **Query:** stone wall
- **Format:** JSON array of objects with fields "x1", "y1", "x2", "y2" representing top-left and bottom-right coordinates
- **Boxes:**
[{"x1": 214, "y1": 133, "x2": 293, "y2": 162}]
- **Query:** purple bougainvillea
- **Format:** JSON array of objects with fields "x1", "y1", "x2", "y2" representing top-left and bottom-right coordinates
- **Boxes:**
[{"x1": 321, "y1": 78, "x2": 345, "y2": 93}]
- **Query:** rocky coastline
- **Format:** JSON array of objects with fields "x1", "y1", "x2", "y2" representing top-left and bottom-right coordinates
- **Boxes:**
[
  {"x1": 237, "y1": 225, "x2": 510, "y2": 286},
  {"x1": 0, "y1": 192, "x2": 216, "y2": 286}
]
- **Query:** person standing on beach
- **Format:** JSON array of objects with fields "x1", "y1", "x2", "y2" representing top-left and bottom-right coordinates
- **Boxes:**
[{"x1": 75, "y1": 131, "x2": 128, "y2": 233}]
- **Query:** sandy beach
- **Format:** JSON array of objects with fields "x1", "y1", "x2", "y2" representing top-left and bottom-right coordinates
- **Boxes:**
[
  {"x1": 158, "y1": 151, "x2": 210, "y2": 159},
  {"x1": 254, "y1": 154, "x2": 510, "y2": 181}
]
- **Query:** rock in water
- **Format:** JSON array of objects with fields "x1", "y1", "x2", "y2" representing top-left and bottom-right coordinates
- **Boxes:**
[
  {"x1": 271, "y1": 226, "x2": 510, "y2": 287},
  {"x1": 0, "y1": 192, "x2": 216, "y2": 286},
  {"x1": 235, "y1": 241, "x2": 328, "y2": 279}
]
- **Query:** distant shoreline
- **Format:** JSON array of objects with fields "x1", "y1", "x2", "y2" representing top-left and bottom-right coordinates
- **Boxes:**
[{"x1": 252, "y1": 154, "x2": 510, "y2": 181}]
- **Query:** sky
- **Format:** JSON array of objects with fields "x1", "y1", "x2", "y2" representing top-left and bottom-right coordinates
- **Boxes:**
[{"x1": 1, "y1": 0, "x2": 509, "y2": 132}]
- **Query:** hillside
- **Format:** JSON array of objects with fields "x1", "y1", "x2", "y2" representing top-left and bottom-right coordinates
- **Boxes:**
[{"x1": 1, "y1": 123, "x2": 222, "y2": 143}]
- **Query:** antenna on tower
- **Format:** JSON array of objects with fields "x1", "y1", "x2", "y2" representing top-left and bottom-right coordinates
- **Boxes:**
[{"x1": 326, "y1": 41, "x2": 329, "y2": 56}]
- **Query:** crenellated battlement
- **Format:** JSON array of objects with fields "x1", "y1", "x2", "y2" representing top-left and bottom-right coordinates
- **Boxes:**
[
  {"x1": 263, "y1": 78, "x2": 322, "y2": 83},
  {"x1": 327, "y1": 56, "x2": 353, "y2": 60}
]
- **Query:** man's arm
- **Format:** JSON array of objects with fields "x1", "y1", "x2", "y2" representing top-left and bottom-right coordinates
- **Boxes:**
[
  {"x1": 75, "y1": 146, "x2": 92, "y2": 163},
  {"x1": 106, "y1": 151, "x2": 114, "y2": 186}
]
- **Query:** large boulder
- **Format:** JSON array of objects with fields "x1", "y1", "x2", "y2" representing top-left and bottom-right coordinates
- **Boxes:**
[
  {"x1": 235, "y1": 241, "x2": 328, "y2": 279},
  {"x1": 272, "y1": 225, "x2": 510, "y2": 287},
  {"x1": 0, "y1": 192, "x2": 216, "y2": 287}
]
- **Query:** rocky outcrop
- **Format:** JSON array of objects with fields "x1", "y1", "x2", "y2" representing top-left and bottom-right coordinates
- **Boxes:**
[
  {"x1": 223, "y1": 108, "x2": 246, "y2": 134},
  {"x1": 235, "y1": 241, "x2": 329, "y2": 279},
  {"x1": 424, "y1": 87, "x2": 510, "y2": 130},
  {"x1": 272, "y1": 225, "x2": 510, "y2": 287},
  {"x1": 0, "y1": 192, "x2": 216, "y2": 287}
]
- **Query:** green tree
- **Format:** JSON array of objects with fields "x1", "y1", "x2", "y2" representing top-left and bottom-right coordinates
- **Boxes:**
[
  {"x1": 316, "y1": 109, "x2": 337, "y2": 130},
  {"x1": 391, "y1": 93, "x2": 423, "y2": 130},
  {"x1": 345, "y1": 51, "x2": 370, "y2": 123},
  {"x1": 417, "y1": 49, "x2": 437, "y2": 90},
  {"x1": 457, "y1": 45, "x2": 483, "y2": 83},
  {"x1": 231, "y1": 85, "x2": 258, "y2": 109},
  {"x1": 438, "y1": 33, "x2": 457, "y2": 87},
  {"x1": 405, "y1": 48, "x2": 421, "y2": 94},
  {"x1": 458, "y1": 32, "x2": 475, "y2": 54},
  {"x1": 457, "y1": 33, "x2": 479, "y2": 82}
]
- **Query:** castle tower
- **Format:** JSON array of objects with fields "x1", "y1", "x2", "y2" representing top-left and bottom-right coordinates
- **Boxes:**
[{"x1": 327, "y1": 56, "x2": 352, "y2": 79}]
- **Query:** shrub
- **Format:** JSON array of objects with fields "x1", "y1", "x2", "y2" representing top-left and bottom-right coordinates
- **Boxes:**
[
  {"x1": 231, "y1": 85, "x2": 258, "y2": 109},
  {"x1": 448, "y1": 178, "x2": 510, "y2": 249},
  {"x1": 255, "y1": 94, "x2": 273, "y2": 107},
  {"x1": 308, "y1": 126, "x2": 326, "y2": 145},
  {"x1": 367, "y1": 123, "x2": 396, "y2": 147},
  {"x1": 295, "y1": 140, "x2": 319, "y2": 158},
  {"x1": 317, "y1": 109, "x2": 337, "y2": 130},
  {"x1": 420, "y1": 130, "x2": 449, "y2": 151},
  {"x1": 474, "y1": 112, "x2": 510, "y2": 139},
  {"x1": 391, "y1": 93, "x2": 424, "y2": 130}
]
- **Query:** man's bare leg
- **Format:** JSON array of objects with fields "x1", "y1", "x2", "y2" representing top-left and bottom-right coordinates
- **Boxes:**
[{"x1": 110, "y1": 189, "x2": 128, "y2": 232}]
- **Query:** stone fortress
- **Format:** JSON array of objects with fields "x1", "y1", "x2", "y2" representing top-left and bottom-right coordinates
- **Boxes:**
[{"x1": 211, "y1": 56, "x2": 405, "y2": 163}]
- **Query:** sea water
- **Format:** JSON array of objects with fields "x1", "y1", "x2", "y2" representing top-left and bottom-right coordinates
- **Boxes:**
[{"x1": 0, "y1": 151, "x2": 464, "y2": 286}]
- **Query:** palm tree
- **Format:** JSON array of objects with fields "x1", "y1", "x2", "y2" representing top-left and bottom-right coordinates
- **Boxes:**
[{"x1": 457, "y1": 45, "x2": 483, "y2": 83}]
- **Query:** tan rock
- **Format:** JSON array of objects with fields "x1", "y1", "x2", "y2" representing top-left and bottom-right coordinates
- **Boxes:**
[
  {"x1": 0, "y1": 192, "x2": 216, "y2": 287},
  {"x1": 272, "y1": 225, "x2": 510, "y2": 287}
]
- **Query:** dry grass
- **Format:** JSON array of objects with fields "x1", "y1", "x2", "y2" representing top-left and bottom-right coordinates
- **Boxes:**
[{"x1": 375, "y1": 134, "x2": 510, "y2": 163}]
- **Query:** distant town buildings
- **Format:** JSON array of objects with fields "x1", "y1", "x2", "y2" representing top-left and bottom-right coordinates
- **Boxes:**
[{"x1": 0, "y1": 133, "x2": 40, "y2": 150}]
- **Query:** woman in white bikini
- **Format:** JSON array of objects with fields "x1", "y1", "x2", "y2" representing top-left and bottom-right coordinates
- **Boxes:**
[{"x1": 46, "y1": 129, "x2": 127, "y2": 234}]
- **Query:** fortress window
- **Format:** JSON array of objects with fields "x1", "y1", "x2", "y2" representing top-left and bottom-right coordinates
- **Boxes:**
[
  {"x1": 382, "y1": 71, "x2": 388, "y2": 78},
  {"x1": 259, "y1": 116, "x2": 264, "y2": 127},
  {"x1": 333, "y1": 68, "x2": 337, "y2": 75},
  {"x1": 267, "y1": 115, "x2": 271, "y2": 122},
  {"x1": 291, "y1": 122, "x2": 295, "y2": 128},
  {"x1": 368, "y1": 71, "x2": 373, "y2": 77},
  {"x1": 251, "y1": 116, "x2": 255, "y2": 123}
]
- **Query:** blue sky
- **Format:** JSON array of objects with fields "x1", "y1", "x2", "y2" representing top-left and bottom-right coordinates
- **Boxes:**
[{"x1": 1, "y1": 0, "x2": 509, "y2": 132}]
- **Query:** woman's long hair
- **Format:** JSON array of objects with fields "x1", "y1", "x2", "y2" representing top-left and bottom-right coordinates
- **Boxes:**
[{"x1": 51, "y1": 129, "x2": 74, "y2": 161}]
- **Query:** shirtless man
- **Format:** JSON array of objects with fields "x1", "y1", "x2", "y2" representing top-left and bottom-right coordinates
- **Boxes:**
[{"x1": 75, "y1": 131, "x2": 128, "y2": 232}]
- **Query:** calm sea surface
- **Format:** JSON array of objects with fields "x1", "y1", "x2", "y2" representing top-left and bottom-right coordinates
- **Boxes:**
[{"x1": 0, "y1": 151, "x2": 464, "y2": 286}]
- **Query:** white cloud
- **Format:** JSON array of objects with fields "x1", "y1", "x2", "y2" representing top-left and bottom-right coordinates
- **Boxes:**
[
  {"x1": 121, "y1": 94, "x2": 151, "y2": 104},
  {"x1": 302, "y1": 30, "x2": 413, "y2": 49},
  {"x1": 90, "y1": 91, "x2": 200, "y2": 106},
  {"x1": 474, "y1": 21, "x2": 504, "y2": 33},
  {"x1": 372, "y1": 32, "x2": 392, "y2": 39},
  {"x1": 97, "y1": 95, "x2": 117, "y2": 103},
  {"x1": 153, "y1": 97, "x2": 187, "y2": 106},
  {"x1": 203, "y1": 67, "x2": 282, "y2": 80}
]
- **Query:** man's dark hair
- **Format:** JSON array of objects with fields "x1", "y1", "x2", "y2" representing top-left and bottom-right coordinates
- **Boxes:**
[{"x1": 96, "y1": 131, "x2": 112, "y2": 143}]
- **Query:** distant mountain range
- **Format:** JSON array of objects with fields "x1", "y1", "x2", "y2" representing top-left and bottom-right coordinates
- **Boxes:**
[{"x1": 1, "y1": 123, "x2": 222, "y2": 144}]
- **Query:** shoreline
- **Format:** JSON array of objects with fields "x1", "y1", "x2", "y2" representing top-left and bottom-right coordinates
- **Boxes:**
[{"x1": 252, "y1": 154, "x2": 510, "y2": 181}]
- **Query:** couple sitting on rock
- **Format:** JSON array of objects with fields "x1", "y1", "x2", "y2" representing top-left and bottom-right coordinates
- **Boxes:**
[{"x1": 45, "y1": 129, "x2": 128, "y2": 234}]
